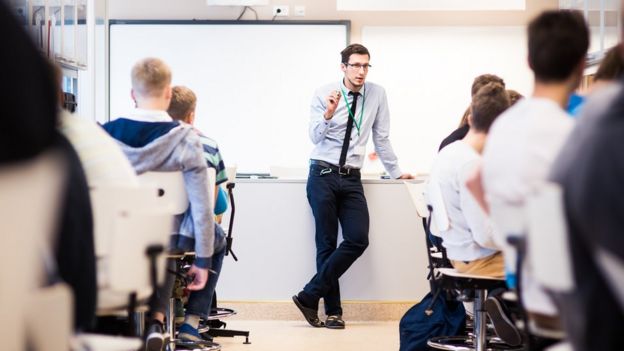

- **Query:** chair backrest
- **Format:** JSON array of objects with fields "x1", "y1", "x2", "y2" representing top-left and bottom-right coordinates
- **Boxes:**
[
  {"x1": 526, "y1": 182, "x2": 574, "y2": 292},
  {"x1": 404, "y1": 180, "x2": 430, "y2": 219},
  {"x1": 25, "y1": 283, "x2": 73, "y2": 351},
  {"x1": 424, "y1": 178, "x2": 450, "y2": 232},
  {"x1": 138, "y1": 172, "x2": 189, "y2": 214},
  {"x1": 90, "y1": 183, "x2": 173, "y2": 293},
  {"x1": 224, "y1": 165, "x2": 237, "y2": 188},
  {"x1": 0, "y1": 152, "x2": 65, "y2": 350}
]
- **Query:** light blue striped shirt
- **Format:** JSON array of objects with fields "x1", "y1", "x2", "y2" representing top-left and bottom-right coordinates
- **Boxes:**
[{"x1": 308, "y1": 80, "x2": 402, "y2": 178}]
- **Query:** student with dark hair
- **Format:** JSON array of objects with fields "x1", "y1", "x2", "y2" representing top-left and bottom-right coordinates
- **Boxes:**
[
  {"x1": 482, "y1": 9, "x2": 589, "y2": 337},
  {"x1": 293, "y1": 43, "x2": 412, "y2": 329},
  {"x1": 429, "y1": 82, "x2": 510, "y2": 278},
  {"x1": 428, "y1": 82, "x2": 520, "y2": 345},
  {"x1": 0, "y1": 3, "x2": 96, "y2": 332},
  {"x1": 438, "y1": 74, "x2": 506, "y2": 151}
]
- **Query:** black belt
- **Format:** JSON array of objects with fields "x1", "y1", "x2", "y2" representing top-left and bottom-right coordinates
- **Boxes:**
[{"x1": 310, "y1": 159, "x2": 360, "y2": 176}]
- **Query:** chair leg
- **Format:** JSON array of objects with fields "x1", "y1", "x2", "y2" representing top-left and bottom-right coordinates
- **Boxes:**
[
  {"x1": 167, "y1": 297, "x2": 176, "y2": 351},
  {"x1": 474, "y1": 289, "x2": 487, "y2": 351}
]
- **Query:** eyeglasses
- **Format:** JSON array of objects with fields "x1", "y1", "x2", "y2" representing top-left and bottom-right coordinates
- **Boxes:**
[{"x1": 345, "y1": 63, "x2": 372, "y2": 71}]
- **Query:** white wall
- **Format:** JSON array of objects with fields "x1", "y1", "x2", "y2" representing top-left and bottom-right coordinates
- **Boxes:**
[{"x1": 363, "y1": 26, "x2": 534, "y2": 174}]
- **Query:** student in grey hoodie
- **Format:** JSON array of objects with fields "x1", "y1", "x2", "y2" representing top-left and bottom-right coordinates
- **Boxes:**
[{"x1": 103, "y1": 57, "x2": 218, "y2": 351}]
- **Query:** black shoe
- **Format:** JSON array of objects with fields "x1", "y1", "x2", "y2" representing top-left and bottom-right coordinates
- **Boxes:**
[
  {"x1": 325, "y1": 315, "x2": 345, "y2": 329},
  {"x1": 292, "y1": 295, "x2": 324, "y2": 327},
  {"x1": 485, "y1": 297, "x2": 522, "y2": 346},
  {"x1": 145, "y1": 321, "x2": 164, "y2": 351}
]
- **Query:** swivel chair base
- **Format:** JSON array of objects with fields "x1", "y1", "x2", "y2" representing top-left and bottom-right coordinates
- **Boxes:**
[
  {"x1": 198, "y1": 308, "x2": 251, "y2": 345},
  {"x1": 428, "y1": 336, "x2": 523, "y2": 351}
]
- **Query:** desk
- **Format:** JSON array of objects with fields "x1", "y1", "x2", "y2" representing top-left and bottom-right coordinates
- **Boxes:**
[{"x1": 217, "y1": 178, "x2": 429, "y2": 302}]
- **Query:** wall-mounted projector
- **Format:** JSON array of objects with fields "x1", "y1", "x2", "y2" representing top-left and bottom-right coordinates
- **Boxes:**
[{"x1": 206, "y1": 0, "x2": 269, "y2": 5}]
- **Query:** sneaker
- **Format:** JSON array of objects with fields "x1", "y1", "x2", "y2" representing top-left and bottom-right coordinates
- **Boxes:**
[
  {"x1": 178, "y1": 323, "x2": 217, "y2": 345},
  {"x1": 485, "y1": 297, "x2": 522, "y2": 346},
  {"x1": 325, "y1": 315, "x2": 345, "y2": 329},
  {"x1": 145, "y1": 321, "x2": 164, "y2": 351}
]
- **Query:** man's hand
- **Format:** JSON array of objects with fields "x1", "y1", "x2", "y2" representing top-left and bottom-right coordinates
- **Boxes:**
[
  {"x1": 186, "y1": 264, "x2": 209, "y2": 291},
  {"x1": 324, "y1": 90, "x2": 341, "y2": 120},
  {"x1": 397, "y1": 173, "x2": 414, "y2": 179}
]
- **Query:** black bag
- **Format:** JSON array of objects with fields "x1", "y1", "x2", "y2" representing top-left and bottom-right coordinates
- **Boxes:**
[{"x1": 399, "y1": 291, "x2": 466, "y2": 351}]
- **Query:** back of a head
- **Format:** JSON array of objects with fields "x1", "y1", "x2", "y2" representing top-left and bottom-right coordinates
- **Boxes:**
[
  {"x1": 1, "y1": 2, "x2": 58, "y2": 163},
  {"x1": 131, "y1": 57, "x2": 171, "y2": 99},
  {"x1": 168, "y1": 86, "x2": 197, "y2": 122},
  {"x1": 471, "y1": 82, "x2": 511, "y2": 133},
  {"x1": 528, "y1": 10, "x2": 589, "y2": 82},
  {"x1": 594, "y1": 44, "x2": 624, "y2": 82},
  {"x1": 506, "y1": 89, "x2": 524, "y2": 106},
  {"x1": 471, "y1": 74, "x2": 505, "y2": 97}
]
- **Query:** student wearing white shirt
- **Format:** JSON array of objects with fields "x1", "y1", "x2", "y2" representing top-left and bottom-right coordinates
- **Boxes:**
[
  {"x1": 481, "y1": 10, "x2": 589, "y2": 333},
  {"x1": 429, "y1": 82, "x2": 510, "y2": 278}
]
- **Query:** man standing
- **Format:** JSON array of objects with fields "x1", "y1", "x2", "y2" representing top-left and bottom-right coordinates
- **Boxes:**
[{"x1": 293, "y1": 44, "x2": 412, "y2": 329}]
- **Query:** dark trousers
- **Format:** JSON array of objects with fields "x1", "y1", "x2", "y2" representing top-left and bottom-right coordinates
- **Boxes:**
[
  {"x1": 303, "y1": 164, "x2": 370, "y2": 316},
  {"x1": 152, "y1": 225, "x2": 227, "y2": 320}
]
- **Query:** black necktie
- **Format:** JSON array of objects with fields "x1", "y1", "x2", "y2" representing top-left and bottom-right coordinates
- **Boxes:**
[{"x1": 339, "y1": 91, "x2": 360, "y2": 167}]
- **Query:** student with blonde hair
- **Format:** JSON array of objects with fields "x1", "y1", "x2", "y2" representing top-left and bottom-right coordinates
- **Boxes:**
[{"x1": 103, "y1": 58, "x2": 220, "y2": 350}]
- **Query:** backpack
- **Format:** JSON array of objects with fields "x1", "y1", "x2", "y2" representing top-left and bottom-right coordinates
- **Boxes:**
[{"x1": 399, "y1": 291, "x2": 466, "y2": 351}]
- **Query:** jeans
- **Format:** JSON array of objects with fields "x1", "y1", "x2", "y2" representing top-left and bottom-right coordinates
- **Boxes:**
[
  {"x1": 152, "y1": 224, "x2": 227, "y2": 320},
  {"x1": 303, "y1": 164, "x2": 369, "y2": 316}
]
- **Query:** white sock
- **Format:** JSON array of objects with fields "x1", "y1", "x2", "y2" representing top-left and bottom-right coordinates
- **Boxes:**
[{"x1": 184, "y1": 314, "x2": 201, "y2": 329}]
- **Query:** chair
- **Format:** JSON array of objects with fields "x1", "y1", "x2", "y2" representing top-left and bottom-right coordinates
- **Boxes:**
[
  {"x1": 404, "y1": 179, "x2": 452, "y2": 292},
  {"x1": 0, "y1": 152, "x2": 66, "y2": 351},
  {"x1": 421, "y1": 180, "x2": 518, "y2": 351},
  {"x1": 201, "y1": 166, "x2": 251, "y2": 345}
]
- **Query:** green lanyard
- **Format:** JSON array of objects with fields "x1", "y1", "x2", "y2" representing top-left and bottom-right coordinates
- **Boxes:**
[{"x1": 340, "y1": 86, "x2": 365, "y2": 136}]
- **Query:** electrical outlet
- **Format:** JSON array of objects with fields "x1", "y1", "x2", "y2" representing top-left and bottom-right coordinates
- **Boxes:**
[
  {"x1": 273, "y1": 5, "x2": 289, "y2": 17},
  {"x1": 294, "y1": 5, "x2": 305, "y2": 16}
]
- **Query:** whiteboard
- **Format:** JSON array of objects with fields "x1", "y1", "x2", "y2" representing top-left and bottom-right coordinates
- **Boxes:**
[
  {"x1": 109, "y1": 21, "x2": 349, "y2": 173},
  {"x1": 362, "y1": 26, "x2": 534, "y2": 173}
]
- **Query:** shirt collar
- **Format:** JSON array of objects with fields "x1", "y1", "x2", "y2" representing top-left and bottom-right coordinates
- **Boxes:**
[
  {"x1": 127, "y1": 108, "x2": 173, "y2": 123},
  {"x1": 340, "y1": 79, "x2": 366, "y2": 96}
]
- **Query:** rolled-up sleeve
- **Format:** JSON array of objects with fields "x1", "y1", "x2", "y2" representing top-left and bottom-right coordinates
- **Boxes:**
[{"x1": 372, "y1": 88, "x2": 402, "y2": 178}]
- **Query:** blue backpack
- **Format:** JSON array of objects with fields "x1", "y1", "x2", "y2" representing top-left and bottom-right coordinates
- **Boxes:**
[{"x1": 399, "y1": 291, "x2": 466, "y2": 351}]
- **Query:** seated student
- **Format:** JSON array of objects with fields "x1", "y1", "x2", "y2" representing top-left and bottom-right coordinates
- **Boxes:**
[
  {"x1": 550, "y1": 52, "x2": 624, "y2": 351},
  {"x1": 0, "y1": 6, "x2": 96, "y2": 332},
  {"x1": 166, "y1": 85, "x2": 229, "y2": 342},
  {"x1": 438, "y1": 74, "x2": 505, "y2": 151},
  {"x1": 102, "y1": 58, "x2": 217, "y2": 350},
  {"x1": 428, "y1": 83, "x2": 520, "y2": 346},
  {"x1": 482, "y1": 10, "x2": 589, "y2": 346},
  {"x1": 429, "y1": 82, "x2": 510, "y2": 278}
]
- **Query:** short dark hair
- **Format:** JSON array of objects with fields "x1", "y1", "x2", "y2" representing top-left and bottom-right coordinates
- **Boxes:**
[
  {"x1": 470, "y1": 82, "x2": 510, "y2": 133},
  {"x1": 528, "y1": 10, "x2": 589, "y2": 82},
  {"x1": 471, "y1": 74, "x2": 505, "y2": 97},
  {"x1": 594, "y1": 44, "x2": 624, "y2": 82},
  {"x1": 168, "y1": 86, "x2": 196, "y2": 122},
  {"x1": 341, "y1": 44, "x2": 370, "y2": 64}
]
